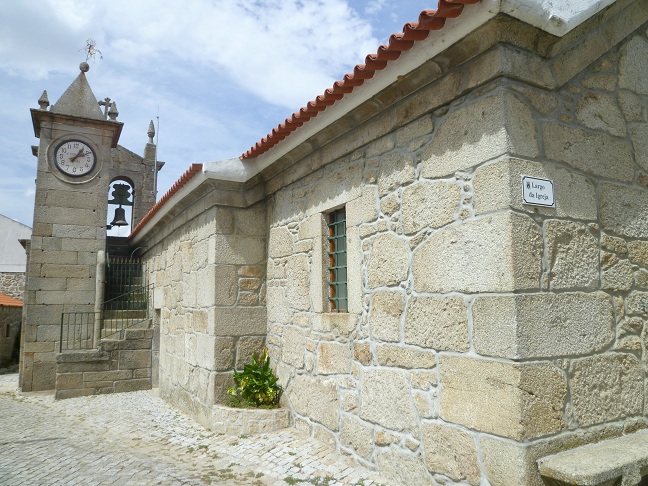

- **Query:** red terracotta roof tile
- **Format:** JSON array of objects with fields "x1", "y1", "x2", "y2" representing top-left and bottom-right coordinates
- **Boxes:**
[
  {"x1": 0, "y1": 293, "x2": 23, "y2": 307},
  {"x1": 241, "y1": 0, "x2": 481, "y2": 159},
  {"x1": 130, "y1": 1, "x2": 480, "y2": 239},
  {"x1": 129, "y1": 163, "x2": 203, "y2": 240}
]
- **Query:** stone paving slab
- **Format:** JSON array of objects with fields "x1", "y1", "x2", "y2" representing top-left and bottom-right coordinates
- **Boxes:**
[{"x1": 0, "y1": 374, "x2": 391, "y2": 485}]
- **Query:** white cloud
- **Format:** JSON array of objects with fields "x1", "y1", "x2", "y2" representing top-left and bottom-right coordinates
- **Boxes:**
[
  {"x1": 0, "y1": 0, "x2": 429, "y2": 226},
  {"x1": 365, "y1": 0, "x2": 387, "y2": 15},
  {"x1": 0, "y1": 0, "x2": 378, "y2": 109}
]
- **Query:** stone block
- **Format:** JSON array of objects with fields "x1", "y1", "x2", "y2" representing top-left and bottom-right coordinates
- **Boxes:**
[
  {"x1": 31, "y1": 361, "x2": 55, "y2": 390},
  {"x1": 378, "y1": 151, "x2": 416, "y2": 196},
  {"x1": 472, "y1": 292, "x2": 614, "y2": 359},
  {"x1": 570, "y1": 353, "x2": 643, "y2": 426},
  {"x1": 404, "y1": 296, "x2": 468, "y2": 351},
  {"x1": 289, "y1": 375, "x2": 339, "y2": 430},
  {"x1": 118, "y1": 350, "x2": 151, "y2": 370},
  {"x1": 619, "y1": 35, "x2": 648, "y2": 96},
  {"x1": 29, "y1": 250, "x2": 79, "y2": 265},
  {"x1": 376, "y1": 449, "x2": 434, "y2": 486},
  {"x1": 480, "y1": 436, "x2": 540, "y2": 486},
  {"x1": 118, "y1": 339, "x2": 152, "y2": 350},
  {"x1": 213, "y1": 235, "x2": 265, "y2": 265},
  {"x1": 353, "y1": 342, "x2": 372, "y2": 365},
  {"x1": 395, "y1": 114, "x2": 434, "y2": 147},
  {"x1": 41, "y1": 264, "x2": 90, "y2": 279},
  {"x1": 543, "y1": 123, "x2": 633, "y2": 182},
  {"x1": 439, "y1": 356, "x2": 567, "y2": 440},
  {"x1": 367, "y1": 233, "x2": 409, "y2": 288},
  {"x1": 422, "y1": 422, "x2": 480, "y2": 485},
  {"x1": 238, "y1": 278, "x2": 261, "y2": 291},
  {"x1": 281, "y1": 326, "x2": 306, "y2": 368},
  {"x1": 209, "y1": 371, "x2": 235, "y2": 403},
  {"x1": 602, "y1": 259, "x2": 634, "y2": 292},
  {"x1": 411, "y1": 370, "x2": 437, "y2": 390},
  {"x1": 52, "y1": 224, "x2": 97, "y2": 239},
  {"x1": 114, "y1": 379, "x2": 151, "y2": 393},
  {"x1": 629, "y1": 240, "x2": 648, "y2": 267},
  {"x1": 375, "y1": 344, "x2": 436, "y2": 369},
  {"x1": 313, "y1": 313, "x2": 357, "y2": 336},
  {"x1": 380, "y1": 194, "x2": 399, "y2": 216},
  {"x1": 195, "y1": 334, "x2": 216, "y2": 369},
  {"x1": 211, "y1": 307, "x2": 266, "y2": 336},
  {"x1": 618, "y1": 91, "x2": 643, "y2": 122},
  {"x1": 476, "y1": 158, "x2": 599, "y2": 217},
  {"x1": 346, "y1": 187, "x2": 378, "y2": 227},
  {"x1": 55, "y1": 372, "x2": 83, "y2": 390},
  {"x1": 545, "y1": 220, "x2": 599, "y2": 289},
  {"x1": 340, "y1": 415, "x2": 373, "y2": 459},
  {"x1": 575, "y1": 92, "x2": 626, "y2": 137},
  {"x1": 369, "y1": 291, "x2": 404, "y2": 342},
  {"x1": 286, "y1": 254, "x2": 310, "y2": 311},
  {"x1": 631, "y1": 124, "x2": 648, "y2": 173},
  {"x1": 402, "y1": 180, "x2": 460, "y2": 234},
  {"x1": 413, "y1": 213, "x2": 542, "y2": 293},
  {"x1": 626, "y1": 291, "x2": 648, "y2": 316},
  {"x1": 421, "y1": 91, "x2": 539, "y2": 178},
  {"x1": 83, "y1": 370, "x2": 132, "y2": 381},
  {"x1": 600, "y1": 183, "x2": 648, "y2": 238},
  {"x1": 316, "y1": 342, "x2": 352, "y2": 375},
  {"x1": 358, "y1": 368, "x2": 417, "y2": 432},
  {"x1": 235, "y1": 336, "x2": 265, "y2": 369},
  {"x1": 412, "y1": 390, "x2": 434, "y2": 418},
  {"x1": 268, "y1": 226, "x2": 293, "y2": 258},
  {"x1": 23, "y1": 341, "x2": 55, "y2": 353}
]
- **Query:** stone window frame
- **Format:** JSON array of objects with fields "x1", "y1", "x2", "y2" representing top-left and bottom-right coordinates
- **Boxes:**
[
  {"x1": 306, "y1": 196, "x2": 362, "y2": 319},
  {"x1": 327, "y1": 207, "x2": 348, "y2": 312}
]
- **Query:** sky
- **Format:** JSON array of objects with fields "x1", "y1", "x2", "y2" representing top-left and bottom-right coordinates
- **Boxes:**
[{"x1": 0, "y1": 0, "x2": 435, "y2": 229}]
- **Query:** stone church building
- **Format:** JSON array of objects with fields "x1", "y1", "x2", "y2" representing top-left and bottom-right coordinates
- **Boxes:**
[{"x1": 19, "y1": 0, "x2": 648, "y2": 484}]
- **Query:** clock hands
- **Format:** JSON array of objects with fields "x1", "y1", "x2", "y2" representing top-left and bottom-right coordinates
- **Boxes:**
[{"x1": 69, "y1": 148, "x2": 85, "y2": 162}]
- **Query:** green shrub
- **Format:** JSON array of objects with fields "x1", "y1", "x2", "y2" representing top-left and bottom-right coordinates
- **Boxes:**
[{"x1": 226, "y1": 348, "x2": 282, "y2": 408}]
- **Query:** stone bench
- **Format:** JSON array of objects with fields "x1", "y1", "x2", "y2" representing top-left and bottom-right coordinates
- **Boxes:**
[{"x1": 537, "y1": 432, "x2": 648, "y2": 485}]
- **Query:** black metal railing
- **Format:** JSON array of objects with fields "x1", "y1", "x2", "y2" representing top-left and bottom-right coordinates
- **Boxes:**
[
  {"x1": 105, "y1": 256, "x2": 146, "y2": 303},
  {"x1": 59, "y1": 256, "x2": 150, "y2": 352},
  {"x1": 59, "y1": 312, "x2": 97, "y2": 352},
  {"x1": 59, "y1": 284, "x2": 152, "y2": 352}
]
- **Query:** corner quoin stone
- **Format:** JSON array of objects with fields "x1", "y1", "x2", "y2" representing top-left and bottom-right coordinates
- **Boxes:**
[{"x1": 439, "y1": 356, "x2": 567, "y2": 440}]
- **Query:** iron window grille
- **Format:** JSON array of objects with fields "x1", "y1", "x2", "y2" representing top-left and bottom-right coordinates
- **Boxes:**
[{"x1": 327, "y1": 208, "x2": 348, "y2": 312}]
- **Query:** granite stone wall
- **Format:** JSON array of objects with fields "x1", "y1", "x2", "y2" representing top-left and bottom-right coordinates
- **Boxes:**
[
  {"x1": 145, "y1": 193, "x2": 267, "y2": 429},
  {"x1": 135, "y1": 2, "x2": 648, "y2": 483},
  {"x1": 264, "y1": 13, "x2": 648, "y2": 486},
  {"x1": 55, "y1": 328, "x2": 153, "y2": 399},
  {"x1": 0, "y1": 272, "x2": 25, "y2": 301},
  {"x1": 0, "y1": 306, "x2": 21, "y2": 364}
]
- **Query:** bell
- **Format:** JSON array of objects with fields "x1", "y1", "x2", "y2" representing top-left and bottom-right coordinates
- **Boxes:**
[{"x1": 110, "y1": 206, "x2": 128, "y2": 227}]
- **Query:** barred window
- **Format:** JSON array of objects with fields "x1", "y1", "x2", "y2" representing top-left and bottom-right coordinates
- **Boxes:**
[{"x1": 327, "y1": 208, "x2": 348, "y2": 312}]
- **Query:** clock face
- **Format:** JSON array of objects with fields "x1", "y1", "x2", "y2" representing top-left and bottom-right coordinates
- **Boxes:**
[{"x1": 54, "y1": 140, "x2": 96, "y2": 177}]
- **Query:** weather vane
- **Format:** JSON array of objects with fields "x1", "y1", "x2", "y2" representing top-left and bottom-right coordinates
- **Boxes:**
[{"x1": 81, "y1": 39, "x2": 103, "y2": 62}]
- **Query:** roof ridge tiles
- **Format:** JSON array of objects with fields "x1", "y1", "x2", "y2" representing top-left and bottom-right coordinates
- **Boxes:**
[{"x1": 241, "y1": 0, "x2": 481, "y2": 159}]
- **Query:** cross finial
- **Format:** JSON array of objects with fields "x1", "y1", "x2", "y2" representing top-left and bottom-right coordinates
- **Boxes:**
[{"x1": 98, "y1": 97, "x2": 112, "y2": 117}]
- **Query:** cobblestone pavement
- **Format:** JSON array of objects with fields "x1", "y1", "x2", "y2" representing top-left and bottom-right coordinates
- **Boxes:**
[{"x1": 0, "y1": 374, "x2": 390, "y2": 486}]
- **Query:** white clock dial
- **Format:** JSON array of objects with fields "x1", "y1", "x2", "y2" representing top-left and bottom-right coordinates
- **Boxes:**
[{"x1": 54, "y1": 140, "x2": 96, "y2": 177}]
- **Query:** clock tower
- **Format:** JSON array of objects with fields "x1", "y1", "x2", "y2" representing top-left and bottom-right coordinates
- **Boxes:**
[{"x1": 20, "y1": 63, "x2": 157, "y2": 391}]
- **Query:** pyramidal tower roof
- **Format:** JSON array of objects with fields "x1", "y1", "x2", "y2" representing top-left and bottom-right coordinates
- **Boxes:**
[{"x1": 51, "y1": 62, "x2": 104, "y2": 120}]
